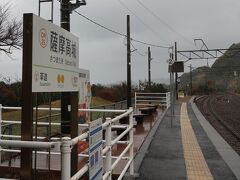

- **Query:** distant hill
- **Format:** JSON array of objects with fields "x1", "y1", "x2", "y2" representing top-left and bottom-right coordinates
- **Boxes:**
[{"x1": 179, "y1": 43, "x2": 240, "y2": 93}]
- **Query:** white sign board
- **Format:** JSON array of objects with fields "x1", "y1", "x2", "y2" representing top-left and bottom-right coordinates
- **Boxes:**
[
  {"x1": 31, "y1": 14, "x2": 79, "y2": 92},
  {"x1": 78, "y1": 69, "x2": 91, "y2": 105},
  {"x1": 78, "y1": 69, "x2": 91, "y2": 124},
  {"x1": 89, "y1": 118, "x2": 103, "y2": 180}
]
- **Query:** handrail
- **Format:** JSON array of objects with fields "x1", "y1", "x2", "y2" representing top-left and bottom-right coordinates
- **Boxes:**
[
  {"x1": 0, "y1": 104, "x2": 134, "y2": 180},
  {"x1": 0, "y1": 140, "x2": 57, "y2": 149},
  {"x1": 69, "y1": 107, "x2": 134, "y2": 180},
  {"x1": 91, "y1": 100, "x2": 127, "y2": 109},
  {"x1": 135, "y1": 92, "x2": 171, "y2": 109},
  {"x1": 135, "y1": 92, "x2": 167, "y2": 95},
  {"x1": 71, "y1": 164, "x2": 89, "y2": 180},
  {"x1": 1, "y1": 106, "x2": 127, "y2": 113}
]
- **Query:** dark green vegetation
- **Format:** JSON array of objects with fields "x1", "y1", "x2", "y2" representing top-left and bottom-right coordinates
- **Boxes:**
[
  {"x1": 0, "y1": 80, "x2": 60, "y2": 106},
  {"x1": 92, "y1": 81, "x2": 167, "y2": 102},
  {"x1": 179, "y1": 43, "x2": 240, "y2": 94},
  {"x1": 0, "y1": 80, "x2": 167, "y2": 107}
]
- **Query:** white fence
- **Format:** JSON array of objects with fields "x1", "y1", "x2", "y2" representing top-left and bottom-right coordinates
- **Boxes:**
[
  {"x1": 0, "y1": 104, "x2": 134, "y2": 180},
  {"x1": 135, "y1": 92, "x2": 171, "y2": 109}
]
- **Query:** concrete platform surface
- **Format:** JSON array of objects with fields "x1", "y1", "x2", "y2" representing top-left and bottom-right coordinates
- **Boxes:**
[{"x1": 133, "y1": 98, "x2": 238, "y2": 180}]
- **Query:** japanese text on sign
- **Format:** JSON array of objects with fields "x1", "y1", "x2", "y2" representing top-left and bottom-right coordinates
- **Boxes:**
[{"x1": 31, "y1": 14, "x2": 79, "y2": 92}]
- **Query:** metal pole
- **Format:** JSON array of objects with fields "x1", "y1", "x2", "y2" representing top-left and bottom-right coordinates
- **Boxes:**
[
  {"x1": 129, "y1": 107, "x2": 134, "y2": 175},
  {"x1": 127, "y1": 15, "x2": 132, "y2": 108},
  {"x1": 105, "y1": 117, "x2": 112, "y2": 180},
  {"x1": 169, "y1": 51, "x2": 174, "y2": 128},
  {"x1": 175, "y1": 42, "x2": 178, "y2": 100},
  {"x1": 60, "y1": 0, "x2": 79, "y2": 174},
  {"x1": 0, "y1": 104, "x2": 2, "y2": 163},
  {"x1": 190, "y1": 64, "x2": 193, "y2": 96},
  {"x1": 148, "y1": 47, "x2": 151, "y2": 88},
  {"x1": 21, "y1": 14, "x2": 34, "y2": 180},
  {"x1": 60, "y1": 0, "x2": 70, "y2": 135},
  {"x1": 134, "y1": 92, "x2": 137, "y2": 110},
  {"x1": 61, "y1": 137, "x2": 72, "y2": 180},
  {"x1": 170, "y1": 70, "x2": 173, "y2": 128},
  {"x1": 51, "y1": 0, "x2": 54, "y2": 23},
  {"x1": 38, "y1": 0, "x2": 41, "y2": 16}
]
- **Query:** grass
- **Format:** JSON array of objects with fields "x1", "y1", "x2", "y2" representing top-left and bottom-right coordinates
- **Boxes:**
[
  {"x1": 1, "y1": 97, "x2": 112, "y2": 137},
  {"x1": 91, "y1": 97, "x2": 112, "y2": 107}
]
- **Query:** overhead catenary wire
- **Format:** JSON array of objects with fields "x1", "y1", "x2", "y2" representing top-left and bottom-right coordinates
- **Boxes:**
[
  {"x1": 73, "y1": 10, "x2": 171, "y2": 49},
  {"x1": 135, "y1": 0, "x2": 194, "y2": 46},
  {"x1": 116, "y1": 0, "x2": 170, "y2": 45},
  {"x1": 73, "y1": 10, "x2": 126, "y2": 37},
  {"x1": 130, "y1": 41, "x2": 146, "y2": 56}
]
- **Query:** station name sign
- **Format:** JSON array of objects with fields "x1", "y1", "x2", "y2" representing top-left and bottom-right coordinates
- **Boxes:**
[{"x1": 29, "y1": 14, "x2": 79, "y2": 92}]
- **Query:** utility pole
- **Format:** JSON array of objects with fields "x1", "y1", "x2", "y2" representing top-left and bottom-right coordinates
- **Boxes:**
[
  {"x1": 169, "y1": 52, "x2": 174, "y2": 128},
  {"x1": 127, "y1": 15, "x2": 131, "y2": 108},
  {"x1": 148, "y1": 47, "x2": 151, "y2": 88},
  {"x1": 175, "y1": 42, "x2": 178, "y2": 100},
  {"x1": 60, "y1": 0, "x2": 70, "y2": 135},
  {"x1": 190, "y1": 64, "x2": 193, "y2": 96},
  {"x1": 60, "y1": 0, "x2": 86, "y2": 175}
]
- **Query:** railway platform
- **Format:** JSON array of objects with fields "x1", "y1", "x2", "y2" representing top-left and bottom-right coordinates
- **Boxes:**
[{"x1": 130, "y1": 97, "x2": 240, "y2": 180}]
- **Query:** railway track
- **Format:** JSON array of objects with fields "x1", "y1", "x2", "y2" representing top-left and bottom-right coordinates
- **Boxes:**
[{"x1": 195, "y1": 93, "x2": 240, "y2": 155}]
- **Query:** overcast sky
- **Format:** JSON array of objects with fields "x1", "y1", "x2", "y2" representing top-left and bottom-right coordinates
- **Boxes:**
[{"x1": 1, "y1": 0, "x2": 240, "y2": 84}]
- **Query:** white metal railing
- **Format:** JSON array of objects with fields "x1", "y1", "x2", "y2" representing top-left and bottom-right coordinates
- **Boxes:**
[
  {"x1": 0, "y1": 104, "x2": 134, "y2": 180},
  {"x1": 134, "y1": 92, "x2": 171, "y2": 109}
]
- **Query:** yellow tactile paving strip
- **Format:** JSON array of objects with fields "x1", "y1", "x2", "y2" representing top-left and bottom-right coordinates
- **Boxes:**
[{"x1": 180, "y1": 103, "x2": 213, "y2": 180}]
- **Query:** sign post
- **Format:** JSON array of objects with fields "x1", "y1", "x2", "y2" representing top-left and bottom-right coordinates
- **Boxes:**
[
  {"x1": 21, "y1": 13, "x2": 79, "y2": 179},
  {"x1": 89, "y1": 118, "x2": 103, "y2": 180},
  {"x1": 21, "y1": 13, "x2": 34, "y2": 180},
  {"x1": 78, "y1": 69, "x2": 91, "y2": 154}
]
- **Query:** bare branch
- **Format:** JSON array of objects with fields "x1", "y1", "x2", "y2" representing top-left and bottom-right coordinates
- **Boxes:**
[{"x1": 0, "y1": 3, "x2": 22, "y2": 55}]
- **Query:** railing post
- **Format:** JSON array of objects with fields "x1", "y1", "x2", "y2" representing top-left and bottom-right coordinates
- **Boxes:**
[
  {"x1": 134, "y1": 92, "x2": 136, "y2": 110},
  {"x1": 0, "y1": 104, "x2": 2, "y2": 163},
  {"x1": 168, "y1": 92, "x2": 171, "y2": 108},
  {"x1": 113, "y1": 103, "x2": 116, "y2": 117},
  {"x1": 129, "y1": 107, "x2": 134, "y2": 175},
  {"x1": 103, "y1": 106, "x2": 106, "y2": 120},
  {"x1": 165, "y1": 93, "x2": 168, "y2": 108},
  {"x1": 61, "y1": 137, "x2": 72, "y2": 180},
  {"x1": 105, "y1": 117, "x2": 112, "y2": 180}
]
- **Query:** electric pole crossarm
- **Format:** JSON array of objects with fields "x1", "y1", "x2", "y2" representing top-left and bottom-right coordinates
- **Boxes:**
[
  {"x1": 178, "y1": 48, "x2": 240, "y2": 53},
  {"x1": 192, "y1": 51, "x2": 202, "y2": 59},
  {"x1": 70, "y1": 0, "x2": 86, "y2": 12},
  {"x1": 178, "y1": 52, "x2": 189, "y2": 60},
  {"x1": 178, "y1": 48, "x2": 240, "y2": 61},
  {"x1": 205, "y1": 50, "x2": 216, "y2": 58}
]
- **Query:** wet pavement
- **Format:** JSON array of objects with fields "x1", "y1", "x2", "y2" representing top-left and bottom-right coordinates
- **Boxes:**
[{"x1": 134, "y1": 97, "x2": 239, "y2": 180}]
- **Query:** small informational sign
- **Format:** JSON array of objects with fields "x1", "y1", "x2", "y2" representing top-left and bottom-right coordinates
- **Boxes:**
[
  {"x1": 78, "y1": 69, "x2": 91, "y2": 123},
  {"x1": 170, "y1": 61, "x2": 184, "y2": 72},
  {"x1": 78, "y1": 69, "x2": 91, "y2": 154},
  {"x1": 31, "y1": 14, "x2": 79, "y2": 92},
  {"x1": 89, "y1": 118, "x2": 103, "y2": 180}
]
